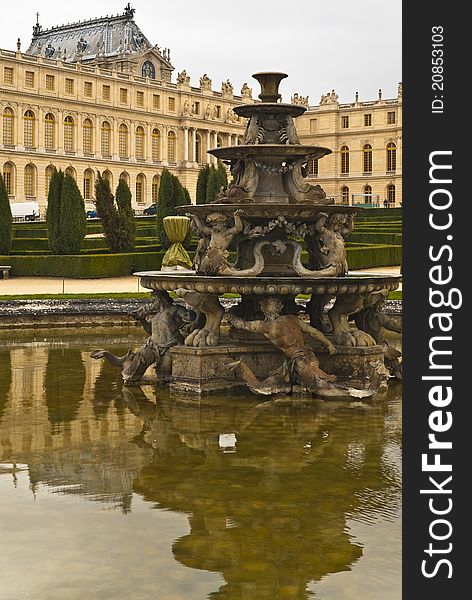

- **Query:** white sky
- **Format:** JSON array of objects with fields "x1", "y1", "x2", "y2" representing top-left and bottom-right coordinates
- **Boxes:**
[{"x1": 0, "y1": 0, "x2": 401, "y2": 104}]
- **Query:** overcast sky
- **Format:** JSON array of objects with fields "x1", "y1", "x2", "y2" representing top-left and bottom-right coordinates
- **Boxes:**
[{"x1": 0, "y1": 0, "x2": 401, "y2": 104}]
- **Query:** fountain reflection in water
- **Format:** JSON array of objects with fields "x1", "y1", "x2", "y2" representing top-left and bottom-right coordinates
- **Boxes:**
[{"x1": 0, "y1": 332, "x2": 401, "y2": 600}]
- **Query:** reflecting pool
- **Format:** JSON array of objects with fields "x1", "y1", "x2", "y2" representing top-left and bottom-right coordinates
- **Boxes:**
[{"x1": 0, "y1": 329, "x2": 401, "y2": 600}]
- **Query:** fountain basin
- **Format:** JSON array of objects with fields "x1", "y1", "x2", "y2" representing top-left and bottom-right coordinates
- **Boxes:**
[{"x1": 209, "y1": 144, "x2": 331, "y2": 163}]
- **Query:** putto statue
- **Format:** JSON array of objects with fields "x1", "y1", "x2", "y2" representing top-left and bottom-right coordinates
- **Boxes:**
[
  {"x1": 320, "y1": 90, "x2": 339, "y2": 105},
  {"x1": 241, "y1": 82, "x2": 252, "y2": 99},
  {"x1": 291, "y1": 93, "x2": 309, "y2": 108},
  {"x1": 221, "y1": 79, "x2": 234, "y2": 95}
]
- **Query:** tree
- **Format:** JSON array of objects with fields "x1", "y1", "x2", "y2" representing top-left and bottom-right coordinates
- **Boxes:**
[
  {"x1": 196, "y1": 164, "x2": 210, "y2": 204},
  {"x1": 157, "y1": 169, "x2": 191, "y2": 249},
  {"x1": 58, "y1": 174, "x2": 87, "y2": 254},
  {"x1": 216, "y1": 160, "x2": 228, "y2": 192},
  {"x1": 115, "y1": 178, "x2": 136, "y2": 251},
  {"x1": 95, "y1": 172, "x2": 130, "y2": 253},
  {"x1": 46, "y1": 168, "x2": 63, "y2": 254},
  {"x1": 206, "y1": 165, "x2": 220, "y2": 203},
  {"x1": 0, "y1": 173, "x2": 13, "y2": 255}
]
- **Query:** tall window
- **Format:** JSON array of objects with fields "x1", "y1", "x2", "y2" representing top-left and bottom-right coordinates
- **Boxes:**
[
  {"x1": 152, "y1": 174, "x2": 160, "y2": 203},
  {"x1": 136, "y1": 174, "x2": 145, "y2": 204},
  {"x1": 45, "y1": 165, "x2": 55, "y2": 196},
  {"x1": 83, "y1": 169, "x2": 94, "y2": 200},
  {"x1": 364, "y1": 113, "x2": 372, "y2": 126},
  {"x1": 195, "y1": 134, "x2": 202, "y2": 163},
  {"x1": 64, "y1": 116, "x2": 74, "y2": 152},
  {"x1": 136, "y1": 91, "x2": 144, "y2": 107},
  {"x1": 4, "y1": 67, "x2": 14, "y2": 84},
  {"x1": 341, "y1": 186, "x2": 349, "y2": 205},
  {"x1": 83, "y1": 118, "x2": 93, "y2": 155},
  {"x1": 44, "y1": 113, "x2": 55, "y2": 150},
  {"x1": 167, "y1": 131, "x2": 176, "y2": 163},
  {"x1": 119, "y1": 124, "x2": 129, "y2": 159},
  {"x1": 103, "y1": 170, "x2": 112, "y2": 188},
  {"x1": 65, "y1": 166, "x2": 76, "y2": 180},
  {"x1": 340, "y1": 145, "x2": 350, "y2": 175},
  {"x1": 3, "y1": 162, "x2": 14, "y2": 196},
  {"x1": 135, "y1": 126, "x2": 145, "y2": 160},
  {"x1": 363, "y1": 144, "x2": 372, "y2": 174},
  {"x1": 101, "y1": 121, "x2": 111, "y2": 158},
  {"x1": 386, "y1": 142, "x2": 397, "y2": 172},
  {"x1": 307, "y1": 158, "x2": 318, "y2": 177},
  {"x1": 153, "y1": 94, "x2": 160, "y2": 109},
  {"x1": 102, "y1": 85, "x2": 111, "y2": 101},
  {"x1": 119, "y1": 172, "x2": 130, "y2": 185},
  {"x1": 45, "y1": 74, "x2": 55, "y2": 91},
  {"x1": 119, "y1": 88, "x2": 128, "y2": 104},
  {"x1": 24, "y1": 110, "x2": 35, "y2": 148},
  {"x1": 364, "y1": 184, "x2": 373, "y2": 204},
  {"x1": 65, "y1": 78, "x2": 74, "y2": 94},
  {"x1": 168, "y1": 97, "x2": 175, "y2": 112},
  {"x1": 142, "y1": 61, "x2": 155, "y2": 79},
  {"x1": 387, "y1": 184, "x2": 396, "y2": 205},
  {"x1": 152, "y1": 128, "x2": 160, "y2": 162},
  {"x1": 341, "y1": 115, "x2": 349, "y2": 128},
  {"x1": 24, "y1": 164, "x2": 35, "y2": 197},
  {"x1": 3, "y1": 108, "x2": 14, "y2": 145},
  {"x1": 387, "y1": 111, "x2": 396, "y2": 124},
  {"x1": 84, "y1": 81, "x2": 92, "y2": 97}
]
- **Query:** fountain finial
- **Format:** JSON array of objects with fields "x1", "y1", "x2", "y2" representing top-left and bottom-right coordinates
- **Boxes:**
[{"x1": 252, "y1": 72, "x2": 288, "y2": 102}]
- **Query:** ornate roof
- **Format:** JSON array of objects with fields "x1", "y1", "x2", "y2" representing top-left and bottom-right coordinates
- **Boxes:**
[{"x1": 25, "y1": 3, "x2": 172, "y2": 69}]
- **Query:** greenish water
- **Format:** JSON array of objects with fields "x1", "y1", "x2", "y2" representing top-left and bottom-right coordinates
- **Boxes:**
[{"x1": 0, "y1": 329, "x2": 401, "y2": 600}]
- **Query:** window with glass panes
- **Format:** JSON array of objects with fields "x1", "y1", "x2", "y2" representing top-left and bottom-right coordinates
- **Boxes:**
[
  {"x1": 3, "y1": 163, "x2": 13, "y2": 196},
  {"x1": 24, "y1": 164, "x2": 35, "y2": 197},
  {"x1": 135, "y1": 126, "x2": 145, "y2": 159},
  {"x1": 307, "y1": 158, "x2": 318, "y2": 177},
  {"x1": 364, "y1": 113, "x2": 372, "y2": 126},
  {"x1": 168, "y1": 97, "x2": 175, "y2": 111},
  {"x1": 167, "y1": 131, "x2": 176, "y2": 162},
  {"x1": 387, "y1": 184, "x2": 395, "y2": 204},
  {"x1": 3, "y1": 108, "x2": 14, "y2": 145},
  {"x1": 65, "y1": 78, "x2": 74, "y2": 94},
  {"x1": 64, "y1": 116, "x2": 74, "y2": 152},
  {"x1": 4, "y1": 67, "x2": 13, "y2": 84},
  {"x1": 24, "y1": 110, "x2": 35, "y2": 147},
  {"x1": 102, "y1": 85, "x2": 111, "y2": 100},
  {"x1": 119, "y1": 125, "x2": 128, "y2": 158},
  {"x1": 83, "y1": 170, "x2": 93, "y2": 199},
  {"x1": 101, "y1": 122, "x2": 111, "y2": 157},
  {"x1": 84, "y1": 81, "x2": 92, "y2": 97},
  {"x1": 387, "y1": 111, "x2": 396, "y2": 124},
  {"x1": 152, "y1": 129, "x2": 160, "y2": 161},
  {"x1": 364, "y1": 185, "x2": 373, "y2": 203},
  {"x1": 25, "y1": 71, "x2": 35, "y2": 87},
  {"x1": 341, "y1": 115, "x2": 349, "y2": 128},
  {"x1": 44, "y1": 113, "x2": 55, "y2": 149},
  {"x1": 120, "y1": 88, "x2": 128, "y2": 104},
  {"x1": 152, "y1": 175, "x2": 159, "y2": 202},
  {"x1": 136, "y1": 175, "x2": 145, "y2": 203},
  {"x1": 46, "y1": 74, "x2": 55, "y2": 91},
  {"x1": 137, "y1": 91, "x2": 144, "y2": 106},
  {"x1": 153, "y1": 94, "x2": 160, "y2": 109},
  {"x1": 341, "y1": 186, "x2": 349, "y2": 204},
  {"x1": 340, "y1": 146, "x2": 350, "y2": 174},
  {"x1": 83, "y1": 119, "x2": 93, "y2": 154},
  {"x1": 386, "y1": 143, "x2": 396, "y2": 172},
  {"x1": 363, "y1": 145, "x2": 372, "y2": 173},
  {"x1": 45, "y1": 166, "x2": 55, "y2": 196}
]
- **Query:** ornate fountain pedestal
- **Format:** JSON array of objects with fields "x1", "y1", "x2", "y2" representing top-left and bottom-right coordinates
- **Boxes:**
[{"x1": 92, "y1": 72, "x2": 402, "y2": 399}]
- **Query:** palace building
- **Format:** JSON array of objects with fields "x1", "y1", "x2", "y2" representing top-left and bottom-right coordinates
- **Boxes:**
[{"x1": 0, "y1": 4, "x2": 402, "y2": 213}]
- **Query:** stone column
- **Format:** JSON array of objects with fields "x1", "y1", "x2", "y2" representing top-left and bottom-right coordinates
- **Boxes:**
[
  {"x1": 161, "y1": 125, "x2": 168, "y2": 165},
  {"x1": 206, "y1": 130, "x2": 211, "y2": 164},
  {"x1": 57, "y1": 109, "x2": 63, "y2": 153},
  {"x1": 183, "y1": 126, "x2": 189, "y2": 161},
  {"x1": 191, "y1": 128, "x2": 196, "y2": 162},
  {"x1": 94, "y1": 115, "x2": 101, "y2": 157},
  {"x1": 146, "y1": 123, "x2": 152, "y2": 163},
  {"x1": 37, "y1": 106, "x2": 45, "y2": 153}
]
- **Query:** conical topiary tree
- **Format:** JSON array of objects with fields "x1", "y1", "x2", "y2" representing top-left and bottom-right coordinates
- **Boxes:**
[
  {"x1": 196, "y1": 164, "x2": 210, "y2": 204},
  {"x1": 206, "y1": 165, "x2": 220, "y2": 203},
  {"x1": 216, "y1": 160, "x2": 228, "y2": 193},
  {"x1": 115, "y1": 178, "x2": 136, "y2": 251},
  {"x1": 0, "y1": 173, "x2": 13, "y2": 255},
  {"x1": 58, "y1": 174, "x2": 87, "y2": 254},
  {"x1": 46, "y1": 167, "x2": 63, "y2": 254},
  {"x1": 95, "y1": 172, "x2": 130, "y2": 253}
]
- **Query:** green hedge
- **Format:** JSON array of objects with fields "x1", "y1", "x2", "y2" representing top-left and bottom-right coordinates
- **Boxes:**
[
  {"x1": 348, "y1": 232, "x2": 402, "y2": 245},
  {"x1": 0, "y1": 251, "x2": 166, "y2": 277}
]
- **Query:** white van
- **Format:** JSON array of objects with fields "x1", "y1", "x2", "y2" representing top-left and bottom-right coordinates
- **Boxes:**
[{"x1": 10, "y1": 201, "x2": 40, "y2": 221}]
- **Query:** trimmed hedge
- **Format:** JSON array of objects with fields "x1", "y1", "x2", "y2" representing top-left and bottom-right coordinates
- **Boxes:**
[
  {"x1": 348, "y1": 232, "x2": 402, "y2": 245},
  {"x1": 0, "y1": 251, "x2": 166, "y2": 278}
]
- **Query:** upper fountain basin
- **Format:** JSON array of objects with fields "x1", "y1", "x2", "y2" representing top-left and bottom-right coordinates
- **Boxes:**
[{"x1": 209, "y1": 144, "x2": 332, "y2": 163}]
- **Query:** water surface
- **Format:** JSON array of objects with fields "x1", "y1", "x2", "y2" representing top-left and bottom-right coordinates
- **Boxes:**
[{"x1": 0, "y1": 329, "x2": 401, "y2": 599}]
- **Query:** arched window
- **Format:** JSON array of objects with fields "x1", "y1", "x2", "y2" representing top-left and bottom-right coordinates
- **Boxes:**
[
  {"x1": 64, "y1": 116, "x2": 74, "y2": 152},
  {"x1": 195, "y1": 133, "x2": 202, "y2": 164},
  {"x1": 24, "y1": 110, "x2": 35, "y2": 148},
  {"x1": 101, "y1": 121, "x2": 111, "y2": 158},
  {"x1": 119, "y1": 171, "x2": 130, "y2": 185},
  {"x1": 307, "y1": 158, "x2": 318, "y2": 177},
  {"x1": 217, "y1": 136, "x2": 223, "y2": 148},
  {"x1": 340, "y1": 145, "x2": 349, "y2": 175},
  {"x1": 152, "y1": 128, "x2": 160, "y2": 162},
  {"x1": 3, "y1": 108, "x2": 14, "y2": 145},
  {"x1": 364, "y1": 184, "x2": 373, "y2": 204},
  {"x1": 44, "y1": 113, "x2": 55, "y2": 150},
  {"x1": 136, "y1": 173, "x2": 146, "y2": 204},
  {"x1": 167, "y1": 131, "x2": 176, "y2": 163},
  {"x1": 65, "y1": 166, "x2": 76, "y2": 180},
  {"x1": 141, "y1": 61, "x2": 155, "y2": 79},
  {"x1": 341, "y1": 185, "x2": 349, "y2": 205},
  {"x1": 83, "y1": 118, "x2": 93, "y2": 155},
  {"x1": 152, "y1": 174, "x2": 160, "y2": 203},
  {"x1": 24, "y1": 164, "x2": 36, "y2": 197},
  {"x1": 387, "y1": 184, "x2": 396, "y2": 205},
  {"x1": 135, "y1": 126, "x2": 145, "y2": 160},
  {"x1": 386, "y1": 142, "x2": 397, "y2": 173},
  {"x1": 83, "y1": 169, "x2": 94, "y2": 200},
  {"x1": 363, "y1": 144, "x2": 372, "y2": 174},
  {"x1": 103, "y1": 170, "x2": 113, "y2": 188},
  {"x1": 119, "y1": 124, "x2": 128, "y2": 159},
  {"x1": 3, "y1": 162, "x2": 15, "y2": 196},
  {"x1": 45, "y1": 165, "x2": 55, "y2": 196}
]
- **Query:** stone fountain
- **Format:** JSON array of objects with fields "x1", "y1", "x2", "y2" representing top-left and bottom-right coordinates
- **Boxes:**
[{"x1": 93, "y1": 73, "x2": 401, "y2": 396}]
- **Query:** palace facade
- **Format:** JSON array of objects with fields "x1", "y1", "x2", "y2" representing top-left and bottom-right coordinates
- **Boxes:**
[{"x1": 0, "y1": 4, "x2": 402, "y2": 212}]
